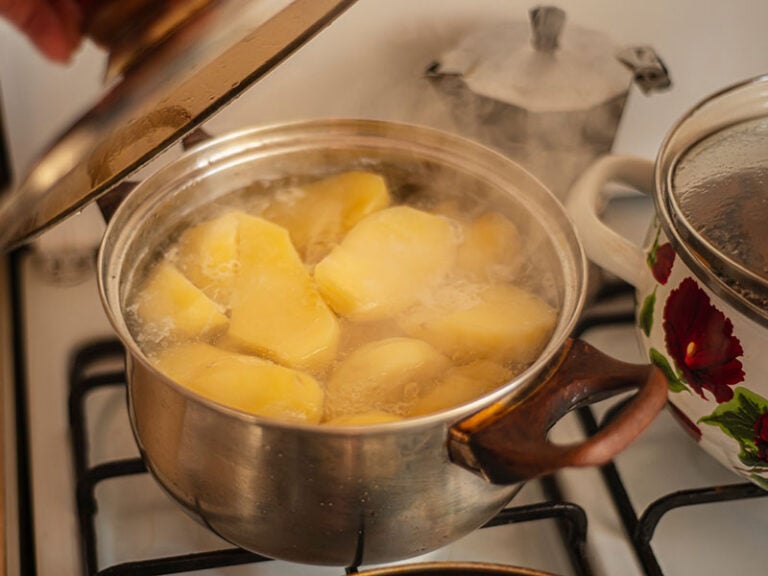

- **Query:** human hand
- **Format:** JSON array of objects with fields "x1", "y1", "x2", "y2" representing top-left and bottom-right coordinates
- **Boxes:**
[{"x1": 0, "y1": 0, "x2": 87, "y2": 62}]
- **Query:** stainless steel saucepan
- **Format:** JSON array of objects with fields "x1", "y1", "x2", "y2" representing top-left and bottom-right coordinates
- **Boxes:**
[{"x1": 97, "y1": 118, "x2": 666, "y2": 566}]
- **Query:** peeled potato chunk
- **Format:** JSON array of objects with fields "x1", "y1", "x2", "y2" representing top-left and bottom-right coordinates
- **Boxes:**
[
  {"x1": 325, "y1": 337, "x2": 451, "y2": 418},
  {"x1": 399, "y1": 283, "x2": 557, "y2": 364},
  {"x1": 151, "y1": 341, "x2": 240, "y2": 384},
  {"x1": 314, "y1": 206, "x2": 458, "y2": 321},
  {"x1": 153, "y1": 342, "x2": 324, "y2": 422},
  {"x1": 132, "y1": 260, "x2": 228, "y2": 343},
  {"x1": 227, "y1": 214, "x2": 339, "y2": 372},
  {"x1": 325, "y1": 410, "x2": 403, "y2": 426},
  {"x1": 174, "y1": 211, "x2": 244, "y2": 307},
  {"x1": 409, "y1": 360, "x2": 512, "y2": 416},
  {"x1": 263, "y1": 171, "x2": 391, "y2": 265},
  {"x1": 186, "y1": 354, "x2": 324, "y2": 423},
  {"x1": 457, "y1": 212, "x2": 522, "y2": 280}
]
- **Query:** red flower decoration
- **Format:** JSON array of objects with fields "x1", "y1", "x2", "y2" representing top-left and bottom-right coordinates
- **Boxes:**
[
  {"x1": 663, "y1": 277, "x2": 744, "y2": 403},
  {"x1": 649, "y1": 242, "x2": 676, "y2": 285},
  {"x1": 754, "y1": 413, "x2": 768, "y2": 462}
]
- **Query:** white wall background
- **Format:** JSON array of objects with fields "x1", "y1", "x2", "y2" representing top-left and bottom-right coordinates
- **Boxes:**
[{"x1": 1, "y1": 0, "x2": 767, "y2": 184}]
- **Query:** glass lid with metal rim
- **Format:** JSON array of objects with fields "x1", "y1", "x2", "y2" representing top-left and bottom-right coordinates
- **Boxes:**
[
  {"x1": 0, "y1": 0, "x2": 357, "y2": 250},
  {"x1": 656, "y1": 74, "x2": 768, "y2": 321}
]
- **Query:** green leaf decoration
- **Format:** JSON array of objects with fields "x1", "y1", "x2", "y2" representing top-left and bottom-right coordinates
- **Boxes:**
[
  {"x1": 700, "y1": 387, "x2": 768, "y2": 469},
  {"x1": 646, "y1": 247, "x2": 656, "y2": 269},
  {"x1": 638, "y1": 288, "x2": 657, "y2": 337},
  {"x1": 649, "y1": 347, "x2": 688, "y2": 393},
  {"x1": 646, "y1": 225, "x2": 662, "y2": 269}
]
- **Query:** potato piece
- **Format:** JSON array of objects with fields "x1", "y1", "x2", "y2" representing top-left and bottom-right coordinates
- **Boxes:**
[
  {"x1": 409, "y1": 360, "x2": 512, "y2": 416},
  {"x1": 228, "y1": 214, "x2": 339, "y2": 372},
  {"x1": 186, "y1": 355, "x2": 324, "y2": 423},
  {"x1": 325, "y1": 337, "x2": 451, "y2": 418},
  {"x1": 325, "y1": 410, "x2": 403, "y2": 426},
  {"x1": 174, "y1": 211, "x2": 243, "y2": 307},
  {"x1": 337, "y1": 317, "x2": 405, "y2": 353},
  {"x1": 457, "y1": 212, "x2": 522, "y2": 280},
  {"x1": 132, "y1": 260, "x2": 228, "y2": 343},
  {"x1": 263, "y1": 171, "x2": 391, "y2": 265},
  {"x1": 314, "y1": 206, "x2": 458, "y2": 321},
  {"x1": 399, "y1": 283, "x2": 557, "y2": 364},
  {"x1": 151, "y1": 341, "x2": 239, "y2": 383}
]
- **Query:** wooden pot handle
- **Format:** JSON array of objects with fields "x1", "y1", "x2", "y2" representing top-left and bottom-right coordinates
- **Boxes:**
[{"x1": 448, "y1": 338, "x2": 667, "y2": 484}]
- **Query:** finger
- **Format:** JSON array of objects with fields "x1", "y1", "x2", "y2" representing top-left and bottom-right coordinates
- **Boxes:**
[
  {"x1": 50, "y1": 0, "x2": 85, "y2": 52},
  {"x1": 0, "y1": 0, "x2": 83, "y2": 62}
]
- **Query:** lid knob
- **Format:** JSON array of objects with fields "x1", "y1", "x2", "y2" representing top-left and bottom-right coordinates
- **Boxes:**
[
  {"x1": 529, "y1": 5, "x2": 566, "y2": 52},
  {"x1": 616, "y1": 46, "x2": 671, "y2": 94}
]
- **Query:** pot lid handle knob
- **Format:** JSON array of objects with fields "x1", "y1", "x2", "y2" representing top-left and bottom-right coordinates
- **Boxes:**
[
  {"x1": 616, "y1": 46, "x2": 672, "y2": 94},
  {"x1": 530, "y1": 5, "x2": 566, "y2": 52}
]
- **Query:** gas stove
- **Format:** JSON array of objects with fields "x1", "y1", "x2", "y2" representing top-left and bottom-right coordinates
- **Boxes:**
[
  {"x1": 8, "y1": 209, "x2": 768, "y2": 576},
  {"x1": 1, "y1": 1, "x2": 768, "y2": 575}
]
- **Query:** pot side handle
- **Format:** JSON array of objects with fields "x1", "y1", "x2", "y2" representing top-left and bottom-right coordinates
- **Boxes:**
[
  {"x1": 565, "y1": 154, "x2": 656, "y2": 289},
  {"x1": 448, "y1": 338, "x2": 667, "y2": 484}
]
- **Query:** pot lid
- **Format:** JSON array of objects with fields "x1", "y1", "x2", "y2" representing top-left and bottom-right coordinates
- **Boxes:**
[
  {"x1": 426, "y1": 5, "x2": 669, "y2": 114},
  {"x1": 657, "y1": 74, "x2": 768, "y2": 319},
  {"x1": 0, "y1": 0, "x2": 357, "y2": 250}
]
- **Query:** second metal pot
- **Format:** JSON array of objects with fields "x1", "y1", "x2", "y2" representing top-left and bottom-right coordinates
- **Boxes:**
[{"x1": 567, "y1": 75, "x2": 768, "y2": 490}]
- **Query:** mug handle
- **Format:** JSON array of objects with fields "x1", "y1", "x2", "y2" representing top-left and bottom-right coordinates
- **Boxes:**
[
  {"x1": 449, "y1": 338, "x2": 667, "y2": 484},
  {"x1": 565, "y1": 155, "x2": 656, "y2": 289}
]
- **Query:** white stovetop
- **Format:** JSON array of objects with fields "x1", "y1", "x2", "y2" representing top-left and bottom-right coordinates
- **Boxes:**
[
  {"x1": 2, "y1": 0, "x2": 768, "y2": 180},
  {"x1": 2, "y1": 1, "x2": 768, "y2": 575}
]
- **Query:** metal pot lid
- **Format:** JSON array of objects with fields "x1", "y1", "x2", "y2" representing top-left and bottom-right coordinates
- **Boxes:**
[
  {"x1": 426, "y1": 5, "x2": 669, "y2": 113},
  {"x1": 0, "y1": 0, "x2": 357, "y2": 250},
  {"x1": 656, "y1": 74, "x2": 768, "y2": 320}
]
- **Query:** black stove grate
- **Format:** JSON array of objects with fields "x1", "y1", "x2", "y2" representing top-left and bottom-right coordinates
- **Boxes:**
[
  {"x1": 576, "y1": 403, "x2": 768, "y2": 576},
  {"x1": 572, "y1": 281, "x2": 768, "y2": 576},
  {"x1": 66, "y1": 339, "x2": 593, "y2": 576}
]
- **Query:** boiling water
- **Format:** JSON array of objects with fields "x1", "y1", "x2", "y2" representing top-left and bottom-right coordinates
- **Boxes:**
[{"x1": 124, "y1": 161, "x2": 563, "y2": 424}]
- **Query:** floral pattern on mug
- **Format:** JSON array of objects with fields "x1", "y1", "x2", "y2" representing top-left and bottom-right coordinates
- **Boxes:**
[
  {"x1": 647, "y1": 277, "x2": 745, "y2": 403},
  {"x1": 700, "y1": 387, "x2": 768, "y2": 475},
  {"x1": 639, "y1": 226, "x2": 676, "y2": 337},
  {"x1": 637, "y1": 233, "x2": 766, "y2": 483},
  {"x1": 646, "y1": 226, "x2": 676, "y2": 285},
  {"x1": 662, "y1": 277, "x2": 745, "y2": 403}
]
